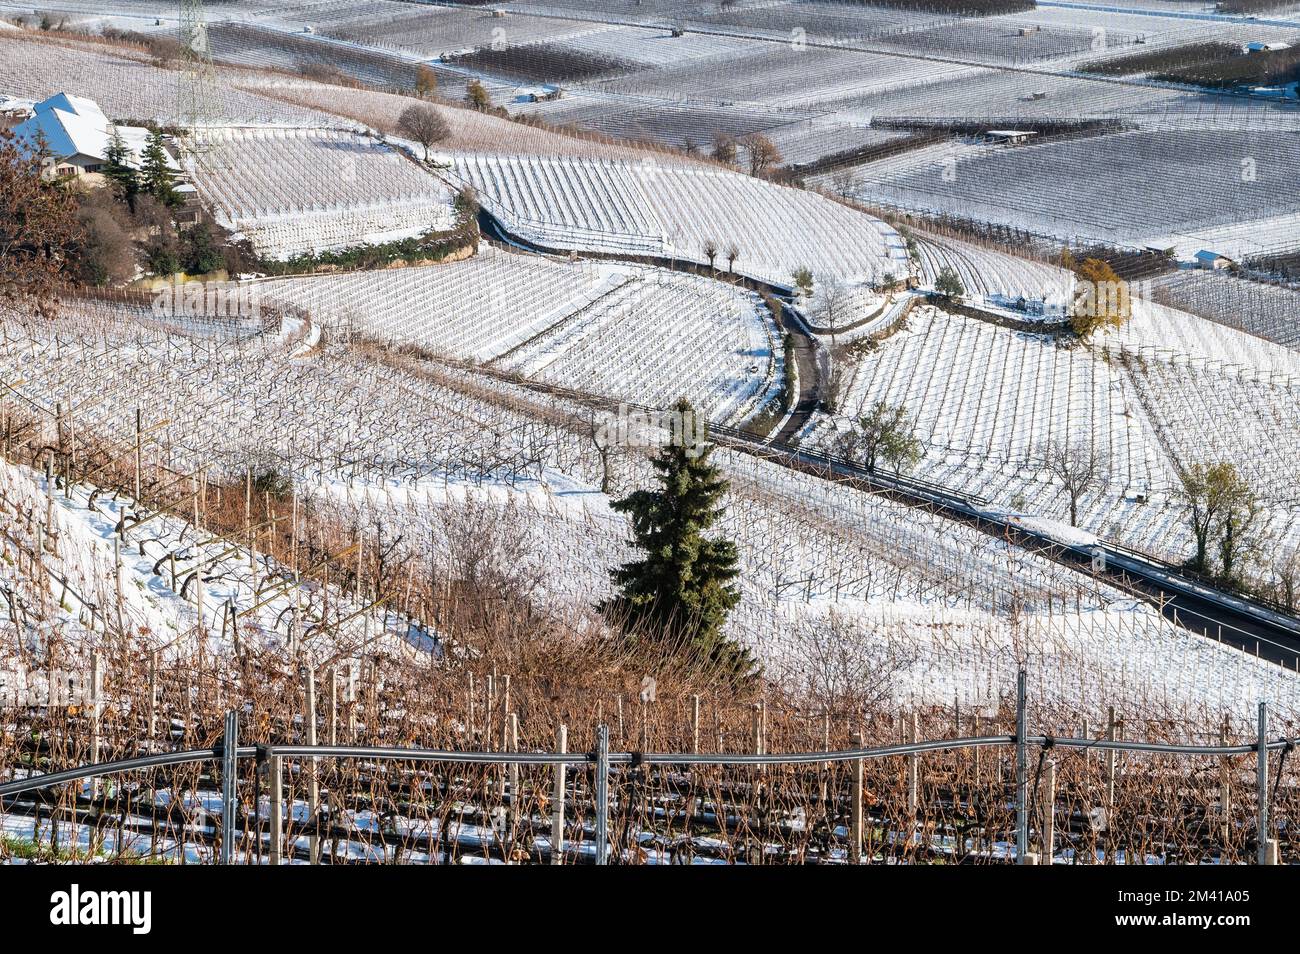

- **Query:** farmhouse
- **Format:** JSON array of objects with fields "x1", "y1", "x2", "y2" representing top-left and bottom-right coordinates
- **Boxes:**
[
  {"x1": 11, "y1": 93, "x2": 171, "y2": 177},
  {"x1": 516, "y1": 84, "x2": 562, "y2": 103}
]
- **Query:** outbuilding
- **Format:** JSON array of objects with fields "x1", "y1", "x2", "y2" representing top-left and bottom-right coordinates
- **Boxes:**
[
  {"x1": 1245, "y1": 41, "x2": 1290, "y2": 53},
  {"x1": 1194, "y1": 249, "x2": 1233, "y2": 270},
  {"x1": 984, "y1": 129, "x2": 1037, "y2": 145}
]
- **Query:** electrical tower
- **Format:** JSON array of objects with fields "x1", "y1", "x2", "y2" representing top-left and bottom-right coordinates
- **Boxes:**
[{"x1": 178, "y1": 0, "x2": 222, "y2": 164}]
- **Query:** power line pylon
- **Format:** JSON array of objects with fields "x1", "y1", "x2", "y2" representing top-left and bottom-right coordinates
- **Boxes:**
[{"x1": 178, "y1": 0, "x2": 223, "y2": 168}]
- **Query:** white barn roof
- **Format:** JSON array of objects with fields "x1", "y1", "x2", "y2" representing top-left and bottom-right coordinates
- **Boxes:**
[{"x1": 12, "y1": 93, "x2": 171, "y2": 169}]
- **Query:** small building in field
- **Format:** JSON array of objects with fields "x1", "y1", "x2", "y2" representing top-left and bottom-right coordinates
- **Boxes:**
[
  {"x1": 12, "y1": 93, "x2": 173, "y2": 178},
  {"x1": 1245, "y1": 41, "x2": 1291, "y2": 53},
  {"x1": 1194, "y1": 249, "x2": 1233, "y2": 270},
  {"x1": 515, "y1": 84, "x2": 562, "y2": 103},
  {"x1": 984, "y1": 129, "x2": 1037, "y2": 145}
]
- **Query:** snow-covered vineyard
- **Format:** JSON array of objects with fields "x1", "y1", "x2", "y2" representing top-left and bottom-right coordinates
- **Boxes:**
[
  {"x1": 258, "y1": 250, "x2": 783, "y2": 424},
  {"x1": 909, "y1": 234, "x2": 1076, "y2": 314},
  {"x1": 6, "y1": 4, "x2": 1300, "y2": 869},
  {"x1": 1153, "y1": 270, "x2": 1300, "y2": 350},
  {"x1": 186, "y1": 127, "x2": 457, "y2": 259},
  {"x1": 449, "y1": 153, "x2": 911, "y2": 287},
  {"x1": 855, "y1": 130, "x2": 1300, "y2": 259},
  {"x1": 0, "y1": 456, "x2": 426, "y2": 666},
  {"x1": 807, "y1": 299, "x2": 1300, "y2": 570},
  {"x1": 3, "y1": 300, "x2": 1298, "y2": 727}
]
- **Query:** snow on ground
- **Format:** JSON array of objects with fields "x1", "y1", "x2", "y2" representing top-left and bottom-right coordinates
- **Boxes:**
[
  {"x1": 910, "y1": 233, "x2": 1076, "y2": 316},
  {"x1": 5, "y1": 296, "x2": 1298, "y2": 720},
  {"x1": 258, "y1": 250, "x2": 783, "y2": 425},
  {"x1": 0, "y1": 28, "x2": 340, "y2": 128},
  {"x1": 184, "y1": 127, "x2": 458, "y2": 260},
  {"x1": 448, "y1": 152, "x2": 910, "y2": 287},
  {"x1": 806, "y1": 300, "x2": 1300, "y2": 577},
  {"x1": 0, "y1": 452, "x2": 431, "y2": 667}
]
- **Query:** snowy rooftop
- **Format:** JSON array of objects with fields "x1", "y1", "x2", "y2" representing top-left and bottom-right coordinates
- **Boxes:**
[{"x1": 12, "y1": 92, "x2": 171, "y2": 168}]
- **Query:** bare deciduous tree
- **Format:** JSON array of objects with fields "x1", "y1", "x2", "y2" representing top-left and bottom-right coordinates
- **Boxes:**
[
  {"x1": 793, "y1": 613, "x2": 913, "y2": 714},
  {"x1": 739, "y1": 132, "x2": 782, "y2": 177},
  {"x1": 830, "y1": 168, "x2": 859, "y2": 199},
  {"x1": 710, "y1": 133, "x2": 737, "y2": 166},
  {"x1": 397, "y1": 104, "x2": 451, "y2": 161},
  {"x1": 0, "y1": 129, "x2": 80, "y2": 317},
  {"x1": 703, "y1": 239, "x2": 718, "y2": 270},
  {"x1": 811, "y1": 275, "x2": 851, "y2": 347},
  {"x1": 1038, "y1": 439, "x2": 1110, "y2": 527},
  {"x1": 588, "y1": 411, "x2": 622, "y2": 494}
]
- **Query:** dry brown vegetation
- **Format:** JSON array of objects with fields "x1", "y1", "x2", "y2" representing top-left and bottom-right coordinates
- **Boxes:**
[{"x1": 0, "y1": 365, "x2": 1296, "y2": 864}]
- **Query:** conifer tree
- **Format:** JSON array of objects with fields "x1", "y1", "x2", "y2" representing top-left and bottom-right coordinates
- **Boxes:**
[
  {"x1": 101, "y1": 127, "x2": 139, "y2": 205},
  {"x1": 602, "y1": 399, "x2": 751, "y2": 677},
  {"x1": 140, "y1": 130, "x2": 177, "y2": 205}
]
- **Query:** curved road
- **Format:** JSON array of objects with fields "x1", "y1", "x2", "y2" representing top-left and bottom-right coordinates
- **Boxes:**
[
  {"x1": 476, "y1": 209, "x2": 828, "y2": 441},
  {"x1": 475, "y1": 209, "x2": 1300, "y2": 667}
]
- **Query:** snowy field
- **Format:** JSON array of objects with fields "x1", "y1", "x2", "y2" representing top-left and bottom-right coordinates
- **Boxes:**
[
  {"x1": 910, "y1": 234, "x2": 1076, "y2": 314},
  {"x1": 186, "y1": 127, "x2": 458, "y2": 259},
  {"x1": 1152, "y1": 270, "x2": 1300, "y2": 349},
  {"x1": 3, "y1": 300, "x2": 1298, "y2": 722},
  {"x1": 0, "y1": 29, "x2": 339, "y2": 127},
  {"x1": 258, "y1": 250, "x2": 783, "y2": 425},
  {"x1": 2, "y1": 7, "x2": 1298, "y2": 752},
  {"x1": 806, "y1": 298, "x2": 1300, "y2": 576},
  {"x1": 449, "y1": 152, "x2": 910, "y2": 287},
  {"x1": 0, "y1": 455, "x2": 426, "y2": 666},
  {"x1": 855, "y1": 130, "x2": 1300, "y2": 259}
]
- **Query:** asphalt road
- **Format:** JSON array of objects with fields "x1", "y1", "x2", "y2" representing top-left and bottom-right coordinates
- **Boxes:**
[{"x1": 477, "y1": 209, "x2": 1300, "y2": 666}]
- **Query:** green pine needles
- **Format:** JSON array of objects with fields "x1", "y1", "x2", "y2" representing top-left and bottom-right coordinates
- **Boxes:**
[{"x1": 601, "y1": 399, "x2": 754, "y2": 680}]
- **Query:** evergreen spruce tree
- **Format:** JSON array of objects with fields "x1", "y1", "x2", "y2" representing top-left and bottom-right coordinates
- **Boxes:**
[
  {"x1": 100, "y1": 127, "x2": 139, "y2": 205},
  {"x1": 140, "y1": 130, "x2": 177, "y2": 204},
  {"x1": 602, "y1": 399, "x2": 752, "y2": 677}
]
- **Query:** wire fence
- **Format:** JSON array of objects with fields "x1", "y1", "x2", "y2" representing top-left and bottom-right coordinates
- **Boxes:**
[{"x1": 0, "y1": 673, "x2": 1292, "y2": 866}]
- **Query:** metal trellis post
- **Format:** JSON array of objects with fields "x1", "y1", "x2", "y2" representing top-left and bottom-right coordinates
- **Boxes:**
[
  {"x1": 1257, "y1": 702, "x2": 1268, "y2": 866},
  {"x1": 1015, "y1": 670, "x2": 1029, "y2": 865},
  {"x1": 595, "y1": 724, "x2": 610, "y2": 866},
  {"x1": 220, "y1": 709, "x2": 238, "y2": 865}
]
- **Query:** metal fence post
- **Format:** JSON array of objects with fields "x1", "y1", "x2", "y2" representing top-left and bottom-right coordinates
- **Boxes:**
[
  {"x1": 595, "y1": 724, "x2": 610, "y2": 866},
  {"x1": 552, "y1": 724, "x2": 567, "y2": 865},
  {"x1": 1015, "y1": 670, "x2": 1029, "y2": 865},
  {"x1": 89, "y1": 652, "x2": 102, "y2": 799},
  {"x1": 1041, "y1": 759, "x2": 1056, "y2": 864},
  {"x1": 1257, "y1": 701, "x2": 1268, "y2": 865},
  {"x1": 304, "y1": 665, "x2": 320, "y2": 865},
  {"x1": 220, "y1": 709, "x2": 238, "y2": 865},
  {"x1": 1219, "y1": 714, "x2": 1231, "y2": 849},
  {"x1": 269, "y1": 754, "x2": 283, "y2": 866},
  {"x1": 850, "y1": 731, "x2": 864, "y2": 864}
]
